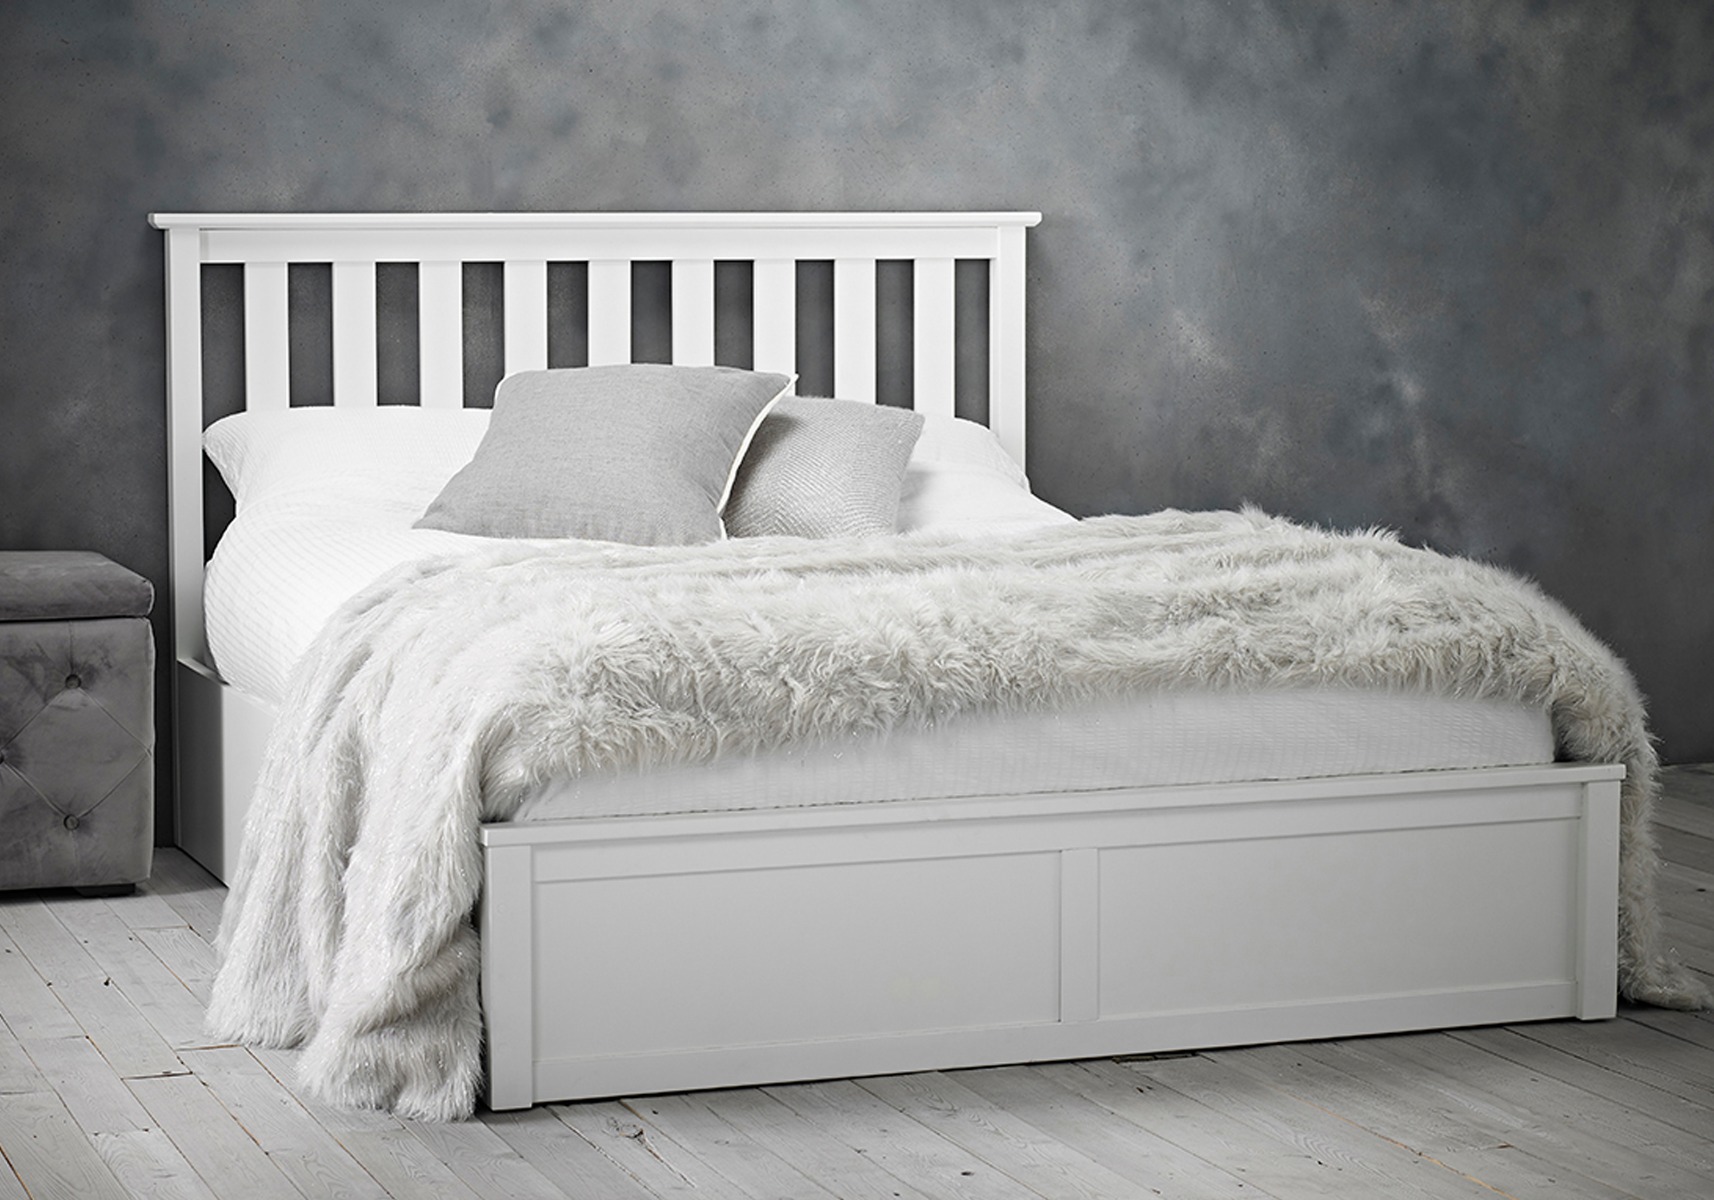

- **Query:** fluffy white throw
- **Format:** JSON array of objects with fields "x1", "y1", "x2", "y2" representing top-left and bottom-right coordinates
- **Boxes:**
[{"x1": 208, "y1": 510, "x2": 1707, "y2": 1121}]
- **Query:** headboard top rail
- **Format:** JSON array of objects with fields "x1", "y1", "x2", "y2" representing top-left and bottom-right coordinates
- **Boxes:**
[{"x1": 149, "y1": 211, "x2": 1043, "y2": 231}]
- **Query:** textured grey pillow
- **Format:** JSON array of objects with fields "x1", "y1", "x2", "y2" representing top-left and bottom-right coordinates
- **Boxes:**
[
  {"x1": 416, "y1": 365, "x2": 791, "y2": 544},
  {"x1": 725, "y1": 397, "x2": 926, "y2": 538}
]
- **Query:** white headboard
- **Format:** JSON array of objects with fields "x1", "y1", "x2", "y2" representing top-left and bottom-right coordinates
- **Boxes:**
[{"x1": 149, "y1": 210, "x2": 1041, "y2": 663}]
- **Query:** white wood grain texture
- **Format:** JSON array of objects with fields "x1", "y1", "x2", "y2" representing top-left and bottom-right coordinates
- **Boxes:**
[
  {"x1": 0, "y1": 896, "x2": 100, "y2": 982},
  {"x1": 481, "y1": 843, "x2": 535, "y2": 1112},
  {"x1": 1514, "y1": 1009, "x2": 1714, "y2": 1104},
  {"x1": 549, "y1": 1099, "x2": 757, "y2": 1200},
  {"x1": 1228, "y1": 1040, "x2": 1628, "y2": 1200},
  {"x1": 762, "y1": 1078, "x2": 1047, "y2": 1200},
  {"x1": 912, "y1": 256, "x2": 956, "y2": 419},
  {"x1": 695, "y1": 1087, "x2": 941, "y2": 1200},
  {"x1": 136, "y1": 924, "x2": 218, "y2": 1007},
  {"x1": 1660, "y1": 863, "x2": 1714, "y2": 933},
  {"x1": 91, "y1": 1128, "x2": 220, "y2": 1200},
  {"x1": 503, "y1": 259, "x2": 549, "y2": 375},
  {"x1": 1450, "y1": 1024, "x2": 1714, "y2": 1142},
  {"x1": 586, "y1": 260, "x2": 632, "y2": 366},
  {"x1": 1321, "y1": 1034, "x2": 1714, "y2": 1199},
  {"x1": 481, "y1": 1108, "x2": 662, "y2": 1200},
  {"x1": 22, "y1": 1035, "x2": 156, "y2": 1137},
  {"x1": 325, "y1": 1127, "x2": 485, "y2": 1200},
  {"x1": 127, "y1": 1073, "x2": 303, "y2": 1200},
  {"x1": 1028, "y1": 1056, "x2": 1364, "y2": 1200},
  {"x1": 0, "y1": 1026, "x2": 49, "y2": 1093},
  {"x1": 1059, "y1": 847, "x2": 1099, "y2": 1024},
  {"x1": 179, "y1": 1047, "x2": 389, "y2": 1200},
  {"x1": 42, "y1": 898, "x2": 208, "y2": 1051},
  {"x1": 988, "y1": 223, "x2": 1028, "y2": 465},
  {"x1": 0, "y1": 924, "x2": 82, "y2": 1040},
  {"x1": 859, "y1": 1070, "x2": 1179, "y2": 1200},
  {"x1": 162, "y1": 225, "x2": 207, "y2": 661},
  {"x1": 0, "y1": 1090, "x2": 130, "y2": 1199},
  {"x1": 55, "y1": 975, "x2": 188, "y2": 1080},
  {"x1": 960, "y1": 1064, "x2": 1268, "y2": 1200},
  {"x1": 143, "y1": 848, "x2": 228, "y2": 942},
  {"x1": 1107, "y1": 1053, "x2": 1498, "y2": 1200},
  {"x1": 243, "y1": 261, "x2": 290, "y2": 411},
  {"x1": 408, "y1": 1117, "x2": 593, "y2": 1200},
  {"x1": 751, "y1": 259, "x2": 796, "y2": 377},
  {"x1": 1577, "y1": 776, "x2": 1622, "y2": 1018},
  {"x1": 0, "y1": 1156, "x2": 27, "y2": 1200},
  {"x1": 833, "y1": 258, "x2": 877, "y2": 402},
  {"x1": 331, "y1": 261, "x2": 379, "y2": 407},
  {"x1": 0, "y1": 899, "x2": 187, "y2": 1077},
  {"x1": 418, "y1": 260, "x2": 464, "y2": 409},
  {"x1": 1625, "y1": 1006, "x2": 1714, "y2": 1052},
  {"x1": 620, "y1": 1092, "x2": 841, "y2": 1199},
  {"x1": 101, "y1": 879, "x2": 188, "y2": 933},
  {"x1": 671, "y1": 258, "x2": 716, "y2": 366}
]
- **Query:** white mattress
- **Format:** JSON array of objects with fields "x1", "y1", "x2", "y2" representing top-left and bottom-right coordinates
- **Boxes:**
[
  {"x1": 205, "y1": 506, "x2": 1554, "y2": 824},
  {"x1": 517, "y1": 687, "x2": 1554, "y2": 821}
]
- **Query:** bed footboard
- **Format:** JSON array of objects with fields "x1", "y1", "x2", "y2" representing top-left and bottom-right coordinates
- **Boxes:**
[{"x1": 478, "y1": 762, "x2": 1621, "y2": 1110}]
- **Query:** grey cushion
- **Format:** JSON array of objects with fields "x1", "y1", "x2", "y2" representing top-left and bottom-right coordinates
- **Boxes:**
[
  {"x1": 0, "y1": 551, "x2": 153, "y2": 621},
  {"x1": 2, "y1": 554, "x2": 155, "y2": 891},
  {"x1": 725, "y1": 398, "x2": 926, "y2": 538},
  {"x1": 415, "y1": 364, "x2": 792, "y2": 545}
]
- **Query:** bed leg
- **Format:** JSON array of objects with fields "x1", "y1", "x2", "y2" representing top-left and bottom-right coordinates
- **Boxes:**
[
  {"x1": 482, "y1": 842, "x2": 536, "y2": 1110},
  {"x1": 1575, "y1": 775, "x2": 1621, "y2": 1020}
]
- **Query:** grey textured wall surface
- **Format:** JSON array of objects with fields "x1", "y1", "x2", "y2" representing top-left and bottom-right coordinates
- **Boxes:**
[{"x1": 3, "y1": 0, "x2": 1711, "y2": 844}]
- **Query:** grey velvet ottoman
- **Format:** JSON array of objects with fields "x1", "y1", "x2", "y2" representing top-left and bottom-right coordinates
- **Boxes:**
[{"x1": 1, "y1": 552, "x2": 155, "y2": 894}]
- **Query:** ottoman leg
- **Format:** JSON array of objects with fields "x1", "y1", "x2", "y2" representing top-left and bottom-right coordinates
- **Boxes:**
[{"x1": 75, "y1": 883, "x2": 137, "y2": 898}]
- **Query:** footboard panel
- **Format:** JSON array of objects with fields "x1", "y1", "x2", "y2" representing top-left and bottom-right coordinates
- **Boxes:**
[{"x1": 479, "y1": 763, "x2": 1621, "y2": 1110}]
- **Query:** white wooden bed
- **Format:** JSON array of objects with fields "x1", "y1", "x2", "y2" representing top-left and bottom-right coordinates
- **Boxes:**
[{"x1": 152, "y1": 210, "x2": 1621, "y2": 1114}]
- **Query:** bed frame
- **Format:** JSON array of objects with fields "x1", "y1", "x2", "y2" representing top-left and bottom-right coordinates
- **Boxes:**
[{"x1": 151, "y1": 211, "x2": 1621, "y2": 1112}]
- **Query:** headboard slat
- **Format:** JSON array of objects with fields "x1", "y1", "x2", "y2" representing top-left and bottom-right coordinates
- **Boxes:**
[
  {"x1": 418, "y1": 262, "x2": 464, "y2": 409},
  {"x1": 503, "y1": 261, "x2": 549, "y2": 375},
  {"x1": 671, "y1": 259, "x2": 716, "y2": 367},
  {"x1": 243, "y1": 263, "x2": 291, "y2": 411},
  {"x1": 331, "y1": 262, "x2": 379, "y2": 407},
  {"x1": 752, "y1": 260, "x2": 797, "y2": 377},
  {"x1": 587, "y1": 260, "x2": 632, "y2": 366},
  {"x1": 913, "y1": 258, "x2": 957, "y2": 419},
  {"x1": 832, "y1": 259, "x2": 878, "y2": 403}
]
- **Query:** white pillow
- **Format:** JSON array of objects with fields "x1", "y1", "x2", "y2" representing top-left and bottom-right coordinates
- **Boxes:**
[
  {"x1": 907, "y1": 415, "x2": 1031, "y2": 489},
  {"x1": 204, "y1": 407, "x2": 492, "y2": 519},
  {"x1": 202, "y1": 405, "x2": 1063, "y2": 534},
  {"x1": 897, "y1": 461, "x2": 1074, "y2": 533}
]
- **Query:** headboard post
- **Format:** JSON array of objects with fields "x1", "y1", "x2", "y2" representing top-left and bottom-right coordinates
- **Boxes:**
[
  {"x1": 161, "y1": 225, "x2": 207, "y2": 663},
  {"x1": 989, "y1": 222, "x2": 1029, "y2": 469}
]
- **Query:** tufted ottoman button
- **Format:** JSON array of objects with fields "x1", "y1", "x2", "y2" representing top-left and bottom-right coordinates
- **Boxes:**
[
  {"x1": 65, "y1": 674, "x2": 82, "y2": 689},
  {"x1": 64, "y1": 814, "x2": 80, "y2": 830}
]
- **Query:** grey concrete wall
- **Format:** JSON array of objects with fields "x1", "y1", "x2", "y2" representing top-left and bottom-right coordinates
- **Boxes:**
[{"x1": 3, "y1": 0, "x2": 1710, "y2": 846}]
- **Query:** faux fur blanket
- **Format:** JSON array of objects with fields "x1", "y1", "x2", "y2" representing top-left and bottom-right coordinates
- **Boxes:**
[{"x1": 208, "y1": 510, "x2": 1707, "y2": 1121}]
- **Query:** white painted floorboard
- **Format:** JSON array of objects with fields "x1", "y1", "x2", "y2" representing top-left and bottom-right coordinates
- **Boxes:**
[{"x1": 3, "y1": 765, "x2": 1711, "y2": 1199}]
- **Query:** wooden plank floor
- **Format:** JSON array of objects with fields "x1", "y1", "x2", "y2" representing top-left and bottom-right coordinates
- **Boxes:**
[{"x1": 4, "y1": 766, "x2": 1712, "y2": 1199}]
